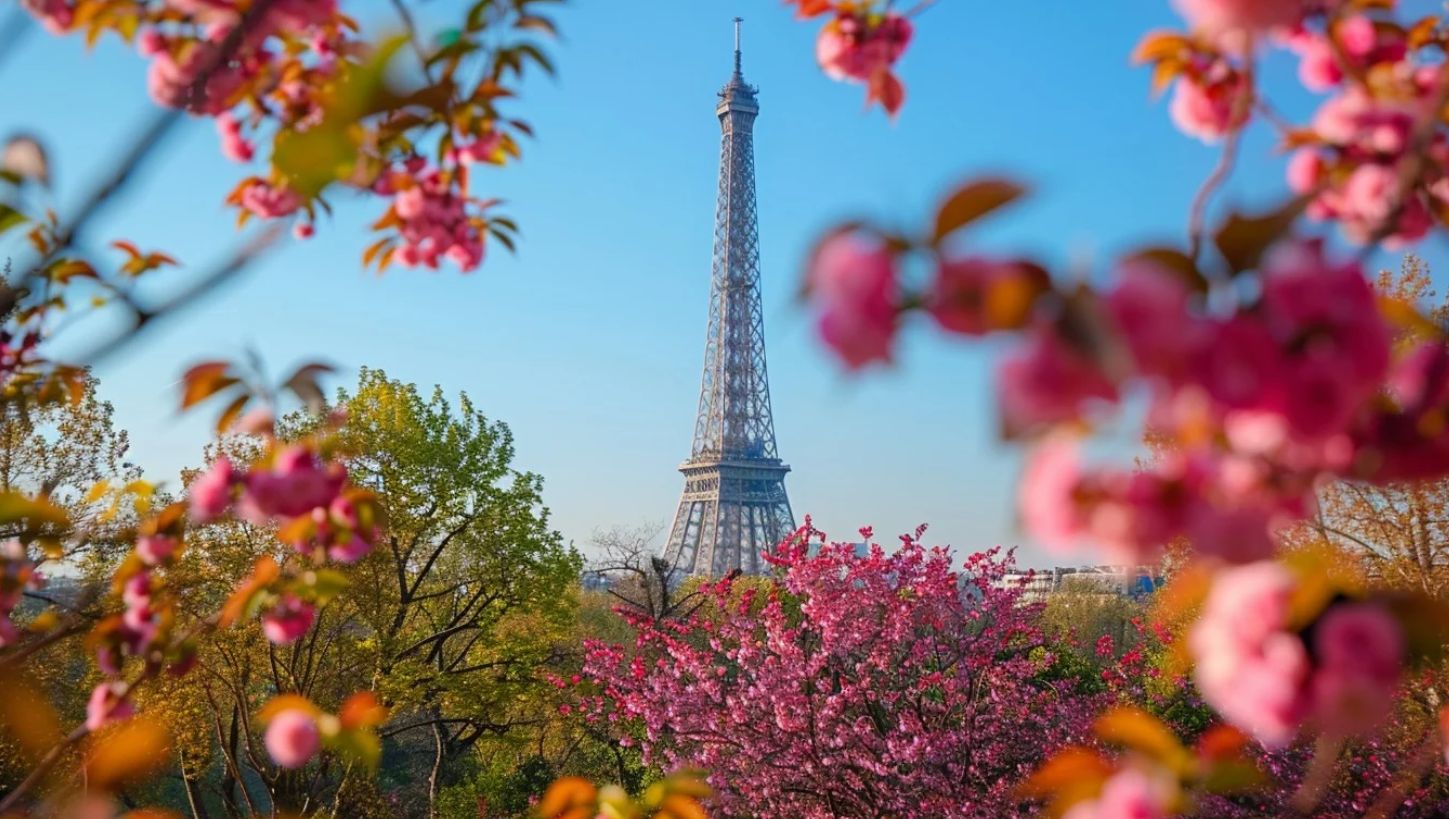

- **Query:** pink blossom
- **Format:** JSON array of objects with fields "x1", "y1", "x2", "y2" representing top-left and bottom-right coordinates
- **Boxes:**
[
  {"x1": 20, "y1": 0, "x2": 73, "y2": 33},
  {"x1": 453, "y1": 134, "x2": 503, "y2": 165},
  {"x1": 1169, "y1": 71, "x2": 1250, "y2": 143},
  {"x1": 1286, "y1": 149, "x2": 1324, "y2": 194},
  {"x1": 292, "y1": 222, "x2": 315, "y2": 240},
  {"x1": 382, "y1": 165, "x2": 489, "y2": 273},
  {"x1": 807, "y1": 233, "x2": 898, "y2": 369},
  {"x1": 121, "y1": 573, "x2": 152, "y2": 609},
  {"x1": 1295, "y1": 36, "x2": 1341, "y2": 91},
  {"x1": 241, "y1": 446, "x2": 346, "y2": 520},
  {"x1": 327, "y1": 534, "x2": 373, "y2": 563},
  {"x1": 1063, "y1": 767, "x2": 1171, "y2": 819},
  {"x1": 1020, "y1": 437, "x2": 1086, "y2": 550},
  {"x1": 997, "y1": 323, "x2": 1118, "y2": 430},
  {"x1": 135, "y1": 534, "x2": 179, "y2": 566},
  {"x1": 1173, "y1": 0, "x2": 1306, "y2": 35},
  {"x1": 85, "y1": 682, "x2": 135, "y2": 731},
  {"x1": 189, "y1": 457, "x2": 235, "y2": 523},
  {"x1": 1190, "y1": 562, "x2": 1308, "y2": 747},
  {"x1": 1288, "y1": 16, "x2": 1404, "y2": 92},
  {"x1": 1310, "y1": 603, "x2": 1403, "y2": 735},
  {"x1": 239, "y1": 180, "x2": 303, "y2": 219},
  {"x1": 816, "y1": 12, "x2": 913, "y2": 84},
  {"x1": 1258, "y1": 239, "x2": 1389, "y2": 439},
  {"x1": 582, "y1": 526, "x2": 1093, "y2": 816},
  {"x1": 216, "y1": 113, "x2": 254, "y2": 162},
  {"x1": 146, "y1": 37, "x2": 249, "y2": 115},
  {"x1": 261, "y1": 594, "x2": 315, "y2": 644},
  {"x1": 1195, "y1": 315, "x2": 1284, "y2": 415},
  {"x1": 264, "y1": 709, "x2": 320, "y2": 768},
  {"x1": 1105, "y1": 262, "x2": 1204, "y2": 385}
]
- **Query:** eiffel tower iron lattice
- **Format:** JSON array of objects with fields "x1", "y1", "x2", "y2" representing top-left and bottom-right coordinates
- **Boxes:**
[{"x1": 662, "y1": 19, "x2": 796, "y2": 576}]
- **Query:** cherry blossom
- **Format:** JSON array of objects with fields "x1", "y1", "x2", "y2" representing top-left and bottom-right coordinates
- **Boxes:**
[
  {"x1": 264, "y1": 709, "x2": 320, "y2": 768},
  {"x1": 85, "y1": 682, "x2": 135, "y2": 732},
  {"x1": 806, "y1": 232, "x2": 898, "y2": 369},
  {"x1": 583, "y1": 524, "x2": 1098, "y2": 816},
  {"x1": 261, "y1": 593, "x2": 316, "y2": 644},
  {"x1": 188, "y1": 457, "x2": 236, "y2": 523}
]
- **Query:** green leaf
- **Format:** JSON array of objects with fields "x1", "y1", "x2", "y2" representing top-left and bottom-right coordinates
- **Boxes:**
[
  {"x1": 1201, "y1": 759, "x2": 1267, "y2": 795},
  {"x1": 329, "y1": 728, "x2": 382, "y2": 772},
  {"x1": 273, "y1": 36, "x2": 408, "y2": 199},
  {"x1": 0, "y1": 204, "x2": 27, "y2": 236},
  {"x1": 300, "y1": 568, "x2": 351, "y2": 604}
]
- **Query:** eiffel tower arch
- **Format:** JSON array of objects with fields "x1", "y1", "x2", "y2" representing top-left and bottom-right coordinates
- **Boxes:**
[{"x1": 662, "y1": 20, "x2": 796, "y2": 577}]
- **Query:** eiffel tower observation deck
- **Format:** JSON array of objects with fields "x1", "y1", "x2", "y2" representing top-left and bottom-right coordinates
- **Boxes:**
[{"x1": 662, "y1": 19, "x2": 796, "y2": 577}]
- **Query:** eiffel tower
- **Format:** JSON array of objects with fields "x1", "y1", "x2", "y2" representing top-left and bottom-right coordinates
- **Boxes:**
[{"x1": 662, "y1": 19, "x2": 796, "y2": 577}]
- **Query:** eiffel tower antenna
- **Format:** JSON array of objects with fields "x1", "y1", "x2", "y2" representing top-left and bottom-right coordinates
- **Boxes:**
[
  {"x1": 733, "y1": 16, "x2": 742, "y2": 75},
  {"x1": 662, "y1": 20, "x2": 795, "y2": 576}
]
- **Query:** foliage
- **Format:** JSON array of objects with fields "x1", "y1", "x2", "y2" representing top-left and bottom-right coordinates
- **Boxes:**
[{"x1": 582, "y1": 523, "x2": 1098, "y2": 818}]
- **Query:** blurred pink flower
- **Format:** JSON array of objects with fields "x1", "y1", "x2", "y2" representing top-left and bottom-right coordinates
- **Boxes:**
[{"x1": 264, "y1": 709, "x2": 320, "y2": 768}]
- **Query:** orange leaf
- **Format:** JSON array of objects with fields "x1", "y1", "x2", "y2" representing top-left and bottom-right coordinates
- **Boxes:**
[
  {"x1": 932, "y1": 177, "x2": 1028, "y2": 245},
  {"x1": 1094, "y1": 706, "x2": 1187, "y2": 769},
  {"x1": 1196, "y1": 724, "x2": 1250, "y2": 762},
  {"x1": 537, "y1": 776, "x2": 597, "y2": 818},
  {"x1": 219, "y1": 555, "x2": 279, "y2": 628},
  {"x1": 110, "y1": 239, "x2": 142, "y2": 259},
  {"x1": 180, "y1": 361, "x2": 239, "y2": 410},
  {"x1": 257, "y1": 694, "x2": 323, "y2": 725},
  {"x1": 216, "y1": 393, "x2": 250, "y2": 435},
  {"x1": 339, "y1": 691, "x2": 388, "y2": 730},
  {"x1": 655, "y1": 794, "x2": 708, "y2": 819},
  {"x1": 0, "y1": 672, "x2": 63, "y2": 759},
  {"x1": 1132, "y1": 30, "x2": 1191, "y2": 64},
  {"x1": 1017, "y1": 747, "x2": 1111, "y2": 812},
  {"x1": 86, "y1": 717, "x2": 171, "y2": 790}
]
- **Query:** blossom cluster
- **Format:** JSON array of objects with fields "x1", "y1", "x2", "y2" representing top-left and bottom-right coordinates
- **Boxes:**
[
  {"x1": 581, "y1": 523, "x2": 1099, "y2": 817},
  {"x1": 1141, "y1": 0, "x2": 1449, "y2": 248},
  {"x1": 1190, "y1": 561, "x2": 1405, "y2": 748},
  {"x1": 21, "y1": 0, "x2": 537, "y2": 272},
  {"x1": 790, "y1": 0, "x2": 916, "y2": 116},
  {"x1": 83, "y1": 433, "x2": 380, "y2": 738}
]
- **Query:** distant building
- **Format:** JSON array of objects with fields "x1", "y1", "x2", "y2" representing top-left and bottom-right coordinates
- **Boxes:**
[{"x1": 996, "y1": 565, "x2": 1163, "y2": 601}]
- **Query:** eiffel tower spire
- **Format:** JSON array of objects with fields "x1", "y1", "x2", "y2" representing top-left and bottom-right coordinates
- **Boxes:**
[{"x1": 662, "y1": 19, "x2": 796, "y2": 576}]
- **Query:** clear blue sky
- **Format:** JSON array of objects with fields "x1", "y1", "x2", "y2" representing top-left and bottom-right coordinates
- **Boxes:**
[{"x1": 7, "y1": 1, "x2": 1447, "y2": 565}]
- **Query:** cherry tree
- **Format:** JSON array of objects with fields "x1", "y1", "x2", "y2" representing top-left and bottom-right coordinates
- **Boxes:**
[{"x1": 581, "y1": 523, "x2": 1099, "y2": 818}]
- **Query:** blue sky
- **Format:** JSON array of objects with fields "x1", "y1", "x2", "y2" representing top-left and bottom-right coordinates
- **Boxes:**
[{"x1": 7, "y1": 1, "x2": 1448, "y2": 565}]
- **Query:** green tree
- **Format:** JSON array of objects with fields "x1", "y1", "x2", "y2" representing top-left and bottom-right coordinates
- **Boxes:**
[{"x1": 162, "y1": 368, "x2": 580, "y2": 817}]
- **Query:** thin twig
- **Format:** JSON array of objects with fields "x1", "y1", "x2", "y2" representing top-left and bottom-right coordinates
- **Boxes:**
[
  {"x1": 901, "y1": 0, "x2": 943, "y2": 17},
  {"x1": 389, "y1": 0, "x2": 436, "y2": 83},
  {"x1": 1187, "y1": 128, "x2": 1241, "y2": 265},
  {"x1": 70, "y1": 224, "x2": 283, "y2": 366},
  {"x1": 1187, "y1": 45, "x2": 1253, "y2": 265}
]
